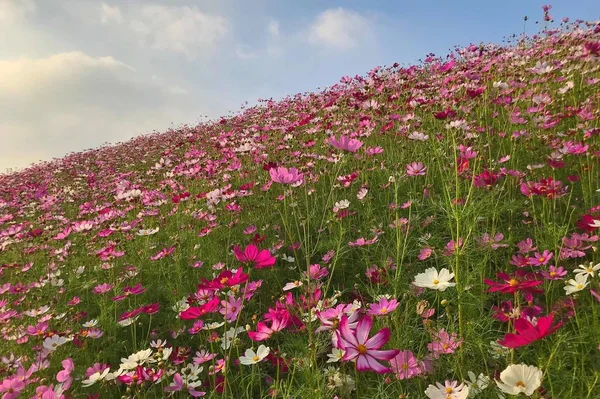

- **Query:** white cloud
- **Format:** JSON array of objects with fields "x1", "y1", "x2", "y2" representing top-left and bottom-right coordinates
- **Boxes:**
[
  {"x1": 0, "y1": 0, "x2": 36, "y2": 24},
  {"x1": 0, "y1": 51, "x2": 200, "y2": 172},
  {"x1": 267, "y1": 20, "x2": 280, "y2": 37},
  {"x1": 308, "y1": 7, "x2": 372, "y2": 50},
  {"x1": 126, "y1": 5, "x2": 230, "y2": 58},
  {"x1": 100, "y1": 2, "x2": 122, "y2": 24}
]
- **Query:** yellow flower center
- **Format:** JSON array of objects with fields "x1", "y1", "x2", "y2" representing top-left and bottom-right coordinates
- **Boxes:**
[
  {"x1": 509, "y1": 278, "x2": 519, "y2": 286},
  {"x1": 577, "y1": 284, "x2": 584, "y2": 289},
  {"x1": 380, "y1": 307, "x2": 388, "y2": 314},
  {"x1": 252, "y1": 356, "x2": 259, "y2": 362},
  {"x1": 357, "y1": 344, "x2": 368, "y2": 354},
  {"x1": 538, "y1": 257, "x2": 545, "y2": 263},
  {"x1": 433, "y1": 279, "x2": 440, "y2": 285},
  {"x1": 516, "y1": 380, "x2": 526, "y2": 388},
  {"x1": 549, "y1": 271, "x2": 557, "y2": 277},
  {"x1": 445, "y1": 387, "x2": 454, "y2": 394}
]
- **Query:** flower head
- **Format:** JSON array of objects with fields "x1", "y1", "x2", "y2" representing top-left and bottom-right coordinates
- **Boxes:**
[
  {"x1": 496, "y1": 364, "x2": 542, "y2": 396},
  {"x1": 413, "y1": 267, "x2": 456, "y2": 291}
]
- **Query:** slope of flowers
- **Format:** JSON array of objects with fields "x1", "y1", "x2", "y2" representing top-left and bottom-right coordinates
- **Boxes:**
[{"x1": 1, "y1": 16, "x2": 600, "y2": 399}]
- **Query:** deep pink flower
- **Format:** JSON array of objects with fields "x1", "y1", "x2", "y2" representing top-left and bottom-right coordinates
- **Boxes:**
[
  {"x1": 233, "y1": 244, "x2": 276, "y2": 268},
  {"x1": 335, "y1": 314, "x2": 399, "y2": 374},
  {"x1": 498, "y1": 314, "x2": 562, "y2": 348},
  {"x1": 180, "y1": 296, "x2": 220, "y2": 320}
]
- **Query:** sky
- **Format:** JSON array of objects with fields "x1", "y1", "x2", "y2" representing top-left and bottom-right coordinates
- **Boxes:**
[{"x1": 1, "y1": 0, "x2": 599, "y2": 172}]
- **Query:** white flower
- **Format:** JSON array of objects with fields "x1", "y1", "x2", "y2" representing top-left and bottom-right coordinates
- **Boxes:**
[
  {"x1": 202, "y1": 321, "x2": 225, "y2": 330},
  {"x1": 282, "y1": 255, "x2": 295, "y2": 263},
  {"x1": 496, "y1": 364, "x2": 542, "y2": 396},
  {"x1": 82, "y1": 319, "x2": 98, "y2": 328},
  {"x1": 239, "y1": 345, "x2": 270, "y2": 365},
  {"x1": 564, "y1": 273, "x2": 589, "y2": 295},
  {"x1": 408, "y1": 131, "x2": 429, "y2": 141},
  {"x1": 120, "y1": 349, "x2": 153, "y2": 370},
  {"x1": 220, "y1": 327, "x2": 245, "y2": 350},
  {"x1": 488, "y1": 341, "x2": 510, "y2": 359},
  {"x1": 326, "y1": 348, "x2": 345, "y2": 363},
  {"x1": 574, "y1": 262, "x2": 600, "y2": 278},
  {"x1": 82, "y1": 368, "x2": 110, "y2": 387},
  {"x1": 172, "y1": 297, "x2": 190, "y2": 313},
  {"x1": 413, "y1": 267, "x2": 456, "y2": 291},
  {"x1": 117, "y1": 316, "x2": 139, "y2": 327},
  {"x1": 43, "y1": 335, "x2": 70, "y2": 352},
  {"x1": 333, "y1": 200, "x2": 350, "y2": 212},
  {"x1": 425, "y1": 381, "x2": 469, "y2": 399},
  {"x1": 465, "y1": 371, "x2": 490, "y2": 397},
  {"x1": 283, "y1": 281, "x2": 303, "y2": 291},
  {"x1": 137, "y1": 227, "x2": 159, "y2": 236}
]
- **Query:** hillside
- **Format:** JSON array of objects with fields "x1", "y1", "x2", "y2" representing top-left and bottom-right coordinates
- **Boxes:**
[{"x1": 1, "y1": 20, "x2": 600, "y2": 398}]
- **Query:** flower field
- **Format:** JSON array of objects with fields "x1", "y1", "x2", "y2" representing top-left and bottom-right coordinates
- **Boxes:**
[{"x1": 1, "y1": 14, "x2": 600, "y2": 399}]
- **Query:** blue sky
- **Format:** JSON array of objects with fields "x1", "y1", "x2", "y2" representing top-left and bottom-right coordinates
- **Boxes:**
[{"x1": 1, "y1": 0, "x2": 599, "y2": 171}]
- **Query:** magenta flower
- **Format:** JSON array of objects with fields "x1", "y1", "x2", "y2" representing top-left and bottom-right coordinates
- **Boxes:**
[
  {"x1": 233, "y1": 244, "x2": 276, "y2": 269},
  {"x1": 406, "y1": 161, "x2": 427, "y2": 176},
  {"x1": 269, "y1": 167, "x2": 303, "y2": 185},
  {"x1": 367, "y1": 297, "x2": 399, "y2": 316},
  {"x1": 327, "y1": 134, "x2": 363, "y2": 152},
  {"x1": 335, "y1": 314, "x2": 399, "y2": 374},
  {"x1": 389, "y1": 350, "x2": 422, "y2": 380}
]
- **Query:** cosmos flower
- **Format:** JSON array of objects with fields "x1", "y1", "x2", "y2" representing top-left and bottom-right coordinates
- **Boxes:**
[
  {"x1": 239, "y1": 345, "x2": 270, "y2": 365},
  {"x1": 496, "y1": 364, "x2": 542, "y2": 396},
  {"x1": 498, "y1": 315, "x2": 562, "y2": 348},
  {"x1": 269, "y1": 167, "x2": 303, "y2": 185},
  {"x1": 233, "y1": 244, "x2": 276, "y2": 269},
  {"x1": 327, "y1": 134, "x2": 363, "y2": 152},
  {"x1": 425, "y1": 380, "x2": 469, "y2": 399},
  {"x1": 335, "y1": 314, "x2": 399, "y2": 374},
  {"x1": 413, "y1": 268, "x2": 456, "y2": 291}
]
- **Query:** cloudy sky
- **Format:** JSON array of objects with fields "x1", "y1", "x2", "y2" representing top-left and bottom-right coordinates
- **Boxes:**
[{"x1": 1, "y1": 0, "x2": 599, "y2": 172}]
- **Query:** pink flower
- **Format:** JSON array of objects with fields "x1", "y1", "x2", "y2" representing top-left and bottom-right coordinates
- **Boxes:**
[
  {"x1": 92, "y1": 283, "x2": 111, "y2": 295},
  {"x1": 327, "y1": 135, "x2": 363, "y2": 152},
  {"x1": 0, "y1": 376, "x2": 25, "y2": 399},
  {"x1": 527, "y1": 250, "x2": 553, "y2": 266},
  {"x1": 389, "y1": 350, "x2": 422, "y2": 380},
  {"x1": 406, "y1": 162, "x2": 427, "y2": 176},
  {"x1": 248, "y1": 311, "x2": 290, "y2": 341},
  {"x1": 56, "y1": 358, "x2": 74, "y2": 390},
  {"x1": 164, "y1": 373, "x2": 205, "y2": 397},
  {"x1": 418, "y1": 248, "x2": 433, "y2": 260},
  {"x1": 219, "y1": 296, "x2": 243, "y2": 322},
  {"x1": 335, "y1": 314, "x2": 400, "y2": 374},
  {"x1": 269, "y1": 167, "x2": 303, "y2": 185},
  {"x1": 233, "y1": 244, "x2": 276, "y2": 269},
  {"x1": 368, "y1": 298, "x2": 399, "y2": 316},
  {"x1": 427, "y1": 328, "x2": 462, "y2": 358},
  {"x1": 541, "y1": 265, "x2": 567, "y2": 280}
]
